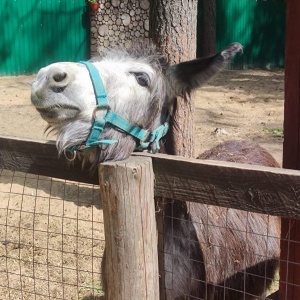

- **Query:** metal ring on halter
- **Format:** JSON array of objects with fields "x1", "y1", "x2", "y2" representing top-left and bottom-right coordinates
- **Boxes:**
[
  {"x1": 64, "y1": 149, "x2": 77, "y2": 162},
  {"x1": 92, "y1": 104, "x2": 110, "y2": 120}
]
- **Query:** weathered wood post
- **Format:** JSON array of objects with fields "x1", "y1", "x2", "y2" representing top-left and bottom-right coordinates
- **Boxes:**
[
  {"x1": 98, "y1": 156, "x2": 159, "y2": 300},
  {"x1": 280, "y1": 0, "x2": 300, "y2": 299}
]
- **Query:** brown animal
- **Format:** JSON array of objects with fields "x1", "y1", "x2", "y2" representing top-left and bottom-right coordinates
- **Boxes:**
[{"x1": 163, "y1": 140, "x2": 280, "y2": 299}]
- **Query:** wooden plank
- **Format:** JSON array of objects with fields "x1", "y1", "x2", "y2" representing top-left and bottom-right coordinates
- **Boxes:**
[
  {"x1": 280, "y1": 0, "x2": 300, "y2": 299},
  {"x1": 2, "y1": 136, "x2": 300, "y2": 219},
  {"x1": 155, "y1": 197, "x2": 166, "y2": 300},
  {"x1": 99, "y1": 156, "x2": 159, "y2": 300},
  {"x1": 282, "y1": 0, "x2": 300, "y2": 170},
  {"x1": 0, "y1": 135, "x2": 98, "y2": 184},
  {"x1": 135, "y1": 152, "x2": 300, "y2": 220}
]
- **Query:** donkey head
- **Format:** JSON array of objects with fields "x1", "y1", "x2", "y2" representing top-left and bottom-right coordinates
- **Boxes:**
[{"x1": 31, "y1": 43, "x2": 242, "y2": 166}]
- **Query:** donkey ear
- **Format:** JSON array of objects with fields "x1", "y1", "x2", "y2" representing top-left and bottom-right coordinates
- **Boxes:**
[{"x1": 166, "y1": 43, "x2": 243, "y2": 97}]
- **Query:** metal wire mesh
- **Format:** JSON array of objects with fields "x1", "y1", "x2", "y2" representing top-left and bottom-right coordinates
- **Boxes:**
[
  {"x1": 159, "y1": 199, "x2": 281, "y2": 300},
  {"x1": 0, "y1": 168, "x2": 104, "y2": 300},
  {"x1": 2, "y1": 165, "x2": 300, "y2": 299}
]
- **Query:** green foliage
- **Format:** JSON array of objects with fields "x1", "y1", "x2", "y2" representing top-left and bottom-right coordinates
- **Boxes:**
[{"x1": 263, "y1": 128, "x2": 284, "y2": 136}]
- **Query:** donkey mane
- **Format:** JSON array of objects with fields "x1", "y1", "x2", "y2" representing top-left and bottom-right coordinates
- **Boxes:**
[{"x1": 92, "y1": 43, "x2": 168, "y2": 72}]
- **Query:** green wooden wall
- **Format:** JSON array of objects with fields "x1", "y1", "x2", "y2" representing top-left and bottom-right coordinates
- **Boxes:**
[
  {"x1": 0, "y1": 0, "x2": 90, "y2": 75},
  {"x1": 198, "y1": 0, "x2": 286, "y2": 69}
]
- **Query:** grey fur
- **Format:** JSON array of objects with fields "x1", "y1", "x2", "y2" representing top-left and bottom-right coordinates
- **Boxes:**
[{"x1": 31, "y1": 42, "x2": 280, "y2": 299}]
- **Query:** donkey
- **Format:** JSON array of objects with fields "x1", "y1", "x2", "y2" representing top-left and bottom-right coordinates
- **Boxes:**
[{"x1": 31, "y1": 43, "x2": 280, "y2": 299}]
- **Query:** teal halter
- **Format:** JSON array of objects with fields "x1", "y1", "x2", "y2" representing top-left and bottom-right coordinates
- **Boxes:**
[{"x1": 65, "y1": 61, "x2": 169, "y2": 160}]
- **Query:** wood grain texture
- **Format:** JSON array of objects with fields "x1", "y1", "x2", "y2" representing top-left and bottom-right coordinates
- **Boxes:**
[
  {"x1": 99, "y1": 156, "x2": 159, "y2": 300},
  {"x1": 2, "y1": 136, "x2": 300, "y2": 220},
  {"x1": 149, "y1": 4, "x2": 198, "y2": 296},
  {"x1": 134, "y1": 152, "x2": 300, "y2": 220},
  {"x1": 280, "y1": 0, "x2": 300, "y2": 298},
  {"x1": 0, "y1": 135, "x2": 98, "y2": 184},
  {"x1": 200, "y1": 0, "x2": 216, "y2": 57},
  {"x1": 149, "y1": 0, "x2": 198, "y2": 157}
]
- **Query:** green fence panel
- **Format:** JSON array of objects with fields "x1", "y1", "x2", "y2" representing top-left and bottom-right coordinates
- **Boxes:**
[
  {"x1": 198, "y1": 0, "x2": 286, "y2": 69},
  {"x1": 0, "y1": 0, "x2": 90, "y2": 75}
]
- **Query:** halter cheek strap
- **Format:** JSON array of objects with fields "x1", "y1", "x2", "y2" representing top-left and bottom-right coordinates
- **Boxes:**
[{"x1": 65, "y1": 61, "x2": 169, "y2": 159}]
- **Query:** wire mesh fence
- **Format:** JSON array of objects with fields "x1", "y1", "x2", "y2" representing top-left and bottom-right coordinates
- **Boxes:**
[
  {"x1": 158, "y1": 199, "x2": 281, "y2": 300},
  {"x1": 0, "y1": 168, "x2": 104, "y2": 300},
  {"x1": 2, "y1": 161, "x2": 300, "y2": 299}
]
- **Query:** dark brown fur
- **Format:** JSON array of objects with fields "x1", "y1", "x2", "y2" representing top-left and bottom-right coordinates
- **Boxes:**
[
  {"x1": 163, "y1": 140, "x2": 280, "y2": 299},
  {"x1": 198, "y1": 140, "x2": 280, "y2": 168}
]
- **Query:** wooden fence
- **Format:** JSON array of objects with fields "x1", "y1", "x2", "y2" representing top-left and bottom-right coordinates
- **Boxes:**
[{"x1": 2, "y1": 135, "x2": 300, "y2": 299}]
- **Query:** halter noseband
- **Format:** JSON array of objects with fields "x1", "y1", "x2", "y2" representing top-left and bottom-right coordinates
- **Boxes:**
[{"x1": 65, "y1": 61, "x2": 169, "y2": 161}]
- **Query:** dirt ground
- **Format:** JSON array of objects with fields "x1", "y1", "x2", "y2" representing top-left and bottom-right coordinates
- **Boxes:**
[
  {"x1": 194, "y1": 69, "x2": 284, "y2": 165},
  {"x1": 0, "y1": 69, "x2": 284, "y2": 299},
  {"x1": 0, "y1": 75, "x2": 105, "y2": 299}
]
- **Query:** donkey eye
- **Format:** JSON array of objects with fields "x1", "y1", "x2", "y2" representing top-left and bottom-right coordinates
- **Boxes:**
[{"x1": 131, "y1": 72, "x2": 150, "y2": 87}]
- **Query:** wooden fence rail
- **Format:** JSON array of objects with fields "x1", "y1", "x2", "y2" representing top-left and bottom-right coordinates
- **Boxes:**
[
  {"x1": 1, "y1": 135, "x2": 300, "y2": 220},
  {"x1": 0, "y1": 135, "x2": 98, "y2": 184}
]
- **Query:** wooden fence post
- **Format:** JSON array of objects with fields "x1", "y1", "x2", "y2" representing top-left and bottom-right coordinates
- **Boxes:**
[
  {"x1": 98, "y1": 156, "x2": 159, "y2": 300},
  {"x1": 280, "y1": 0, "x2": 300, "y2": 299}
]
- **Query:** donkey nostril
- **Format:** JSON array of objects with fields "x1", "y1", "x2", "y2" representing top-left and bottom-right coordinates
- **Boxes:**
[{"x1": 53, "y1": 72, "x2": 67, "y2": 82}]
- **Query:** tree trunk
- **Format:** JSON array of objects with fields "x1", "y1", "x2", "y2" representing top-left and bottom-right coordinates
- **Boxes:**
[
  {"x1": 201, "y1": 0, "x2": 216, "y2": 57},
  {"x1": 150, "y1": 0, "x2": 198, "y2": 158},
  {"x1": 150, "y1": 1, "x2": 199, "y2": 298}
]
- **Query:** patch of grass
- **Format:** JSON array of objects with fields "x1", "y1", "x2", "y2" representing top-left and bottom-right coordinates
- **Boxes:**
[
  {"x1": 79, "y1": 285, "x2": 105, "y2": 299},
  {"x1": 263, "y1": 128, "x2": 284, "y2": 136}
]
